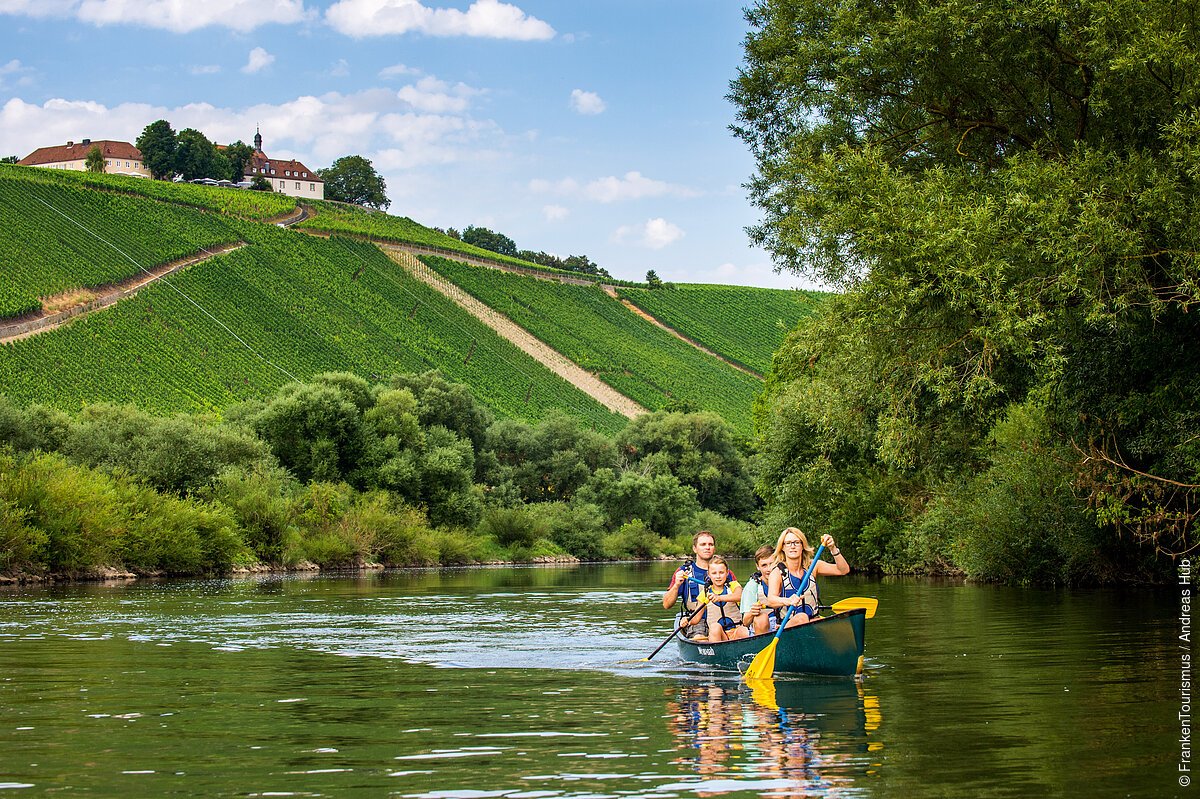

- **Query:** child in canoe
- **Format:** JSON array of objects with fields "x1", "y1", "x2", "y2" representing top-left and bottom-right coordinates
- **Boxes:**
[
  {"x1": 739, "y1": 545, "x2": 778, "y2": 636},
  {"x1": 705, "y1": 556, "x2": 749, "y2": 642}
]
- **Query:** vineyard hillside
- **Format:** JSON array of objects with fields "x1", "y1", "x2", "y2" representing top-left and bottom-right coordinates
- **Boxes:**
[
  {"x1": 299, "y1": 201, "x2": 635, "y2": 283},
  {"x1": 616, "y1": 284, "x2": 828, "y2": 375},
  {"x1": 0, "y1": 172, "x2": 241, "y2": 319},
  {"x1": 0, "y1": 183, "x2": 625, "y2": 431},
  {"x1": 423, "y1": 256, "x2": 765, "y2": 434},
  {"x1": 0, "y1": 164, "x2": 811, "y2": 437}
]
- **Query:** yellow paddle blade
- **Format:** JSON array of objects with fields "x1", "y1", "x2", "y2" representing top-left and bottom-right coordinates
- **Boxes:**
[
  {"x1": 831, "y1": 597, "x2": 878, "y2": 619},
  {"x1": 743, "y1": 637, "x2": 780, "y2": 680}
]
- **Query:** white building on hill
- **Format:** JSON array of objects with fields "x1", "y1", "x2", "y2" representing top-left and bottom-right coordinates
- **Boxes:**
[
  {"x1": 18, "y1": 139, "x2": 150, "y2": 177},
  {"x1": 244, "y1": 128, "x2": 324, "y2": 200}
]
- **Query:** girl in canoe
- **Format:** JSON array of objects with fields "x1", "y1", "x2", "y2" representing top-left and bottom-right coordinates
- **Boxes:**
[
  {"x1": 765, "y1": 527, "x2": 849, "y2": 628},
  {"x1": 704, "y1": 556, "x2": 748, "y2": 642}
]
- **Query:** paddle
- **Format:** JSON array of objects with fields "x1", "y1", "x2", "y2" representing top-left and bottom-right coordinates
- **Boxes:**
[
  {"x1": 820, "y1": 597, "x2": 879, "y2": 619},
  {"x1": 743, "y1": 543, "x2": 825, "y2": 681}
]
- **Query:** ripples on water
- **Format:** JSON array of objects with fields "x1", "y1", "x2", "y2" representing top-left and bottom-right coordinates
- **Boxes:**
[{"x1": 0, "y1": 566, "x2": 1182, "y2": 797}]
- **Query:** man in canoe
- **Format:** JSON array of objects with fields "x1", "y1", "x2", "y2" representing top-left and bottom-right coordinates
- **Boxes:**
[
  {"x1": 663, "y1": 531, "x2": 740, "y2": 640},
  {"x1": 765, "y1": 527, "x2": 850, "y2": 628}
]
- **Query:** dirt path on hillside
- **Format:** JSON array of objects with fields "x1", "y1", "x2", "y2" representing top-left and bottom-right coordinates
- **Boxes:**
[
  {"x1": 0, "y1": 242, "x2": 245, "y2": 343},
  {"x1": 601, "y1": 286, "x2": 764, "y2": 379},
  {"x1": 382, "y1": 246, "x2": 648, "y2": 420},
  {"x1": 307, "y1": 227, "x2": 765, "y2": 380}
]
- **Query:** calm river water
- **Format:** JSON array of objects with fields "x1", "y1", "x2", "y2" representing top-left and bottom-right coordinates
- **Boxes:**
[{"x1": 0, "y1": 563, "x2": 1185, "y2": 797}]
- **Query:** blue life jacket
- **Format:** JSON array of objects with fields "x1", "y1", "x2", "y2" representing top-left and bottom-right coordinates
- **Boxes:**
[
  {"x1": 776, "y1": 561, "x2": 820, "y2": 620},
  {"x1": 676, "y1": 561, "x2": 710, "y2": 623}
]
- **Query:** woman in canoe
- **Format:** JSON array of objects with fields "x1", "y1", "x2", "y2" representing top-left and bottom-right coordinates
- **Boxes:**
[{"x1": 765, "y1": 527, "x2": 849, "y2": 629}]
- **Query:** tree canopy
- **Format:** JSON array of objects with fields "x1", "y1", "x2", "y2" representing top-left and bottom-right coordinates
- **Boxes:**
[
  {"x1": 463, "y1": 225, "x2": 518, "y2": 257},
  {"x1": 318, "y1": 155, "x2": 390, "y2": 209},
  {"x1": 135, "y1": 119, "x2": 177, "y2": 180},
  {"x1": 732, "y1": 0, "x2": 1200, "y2": 576}
]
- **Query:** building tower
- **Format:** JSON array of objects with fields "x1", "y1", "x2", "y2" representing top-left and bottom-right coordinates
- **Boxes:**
[{"x1": 253, "y1": 126, "x2": 263, "y2": 153}]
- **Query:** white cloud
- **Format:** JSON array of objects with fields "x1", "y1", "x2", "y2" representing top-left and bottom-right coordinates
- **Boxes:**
[
  {"x1": 189, "y1": 64, "x2": 221, "y2": 75},
  {"x1": 396, "y1": 75, "x2": 479, "y2": 114},
  {"x1": 0, "y1": 0, "x2": 313, "y2": 32},
  {"x1": 613, "y1": 218, "x2": 685, "y2": 250},
  {"x1": 0, "y1": 59, "x2": 34, "y2": 88},
  {"x1": 326, "y1": 0, "x2": 554, "y2": 40},
  {"x1": 569, "y1": 89, "x2": 605, "y2": 116},
  {"x1": 586, "y1": 171, "x2": 696, "y2": 203},
  {"x1": 531, "y1": 170, "x2": 697, "y2": 204},
  {"x1": 330, "y1": 59, "x2": 350, "y2": 77},
  {"x1": 379, "y1": 63, "x2": 421, "y2": 79},
  {"x1": 241, "y1": 47, "x2": 275, "y2": 74},
  {"x1": 542, "y1": 204, "x2": 569, "y2": 221}
]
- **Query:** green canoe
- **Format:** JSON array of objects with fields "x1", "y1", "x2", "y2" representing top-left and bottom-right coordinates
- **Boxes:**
[{"x1": 674, "y1": 608, "x2": 867, "y2": 677}]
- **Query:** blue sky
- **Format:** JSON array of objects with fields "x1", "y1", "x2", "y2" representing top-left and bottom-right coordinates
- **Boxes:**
[{"x1": 0, "y1": 0, "x2": 810, "y2": 289}]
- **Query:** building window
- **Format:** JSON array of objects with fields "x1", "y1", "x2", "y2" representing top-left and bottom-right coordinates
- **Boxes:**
[
  {"x1": 294, "y1": 182, "x2": 300, "y2": 190},
  {"x1": 309, "y1": 183, "x2": 315, "y2": 191},
  {"x1": 302, "y1": 172, "x2": 307, "y2": 177}
]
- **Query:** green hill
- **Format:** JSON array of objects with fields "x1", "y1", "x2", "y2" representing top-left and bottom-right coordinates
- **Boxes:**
[
  {"x1": 0, "y1": 203, "x2": 624, "y2": 431},
  {"x1": 0, "y1": 164, "x2": 815, "y2": 437},
  {"x1": 422, "y1": 256, "x2": 765, "y2": 433},
  {"x1": 616, "y1": 283, "x2": 826, "y2": 375},
  {"x1": 0, "y1": 173, "x2": 240, "y2": 318}
]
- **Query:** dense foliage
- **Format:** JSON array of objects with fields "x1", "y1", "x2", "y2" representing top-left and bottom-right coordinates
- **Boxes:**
[
  {"x1": 424, "y1": 256, "x2": 766, "y2": 434},
  {"x1": 0, "y1": 379, "x2": 762, "y2": 577},
  {"x1": 732, "y1": 0, "x2": 1200, "y2": 581},
  {"x1": 0, "y1": 173, "x2": 239, "y2": 318},
  {"x1": 618, "y1": 283, "x2": 825, "y2": 374},
  {"x1": 318, "y1": 155, "x2": 390, "y2": 209},
  {"x1": 136, "y1": 119, "x2": 254, "y2": 183}
]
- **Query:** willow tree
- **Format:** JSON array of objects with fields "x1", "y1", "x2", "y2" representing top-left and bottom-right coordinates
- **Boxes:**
[{"x1": 732, "y1": 0, "x2": 1200, "y2": 567}]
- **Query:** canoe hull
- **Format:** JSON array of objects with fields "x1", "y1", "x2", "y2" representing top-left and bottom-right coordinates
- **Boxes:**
[{"x1": 674, "y1": 609, "x2": 866, "y2": 677}]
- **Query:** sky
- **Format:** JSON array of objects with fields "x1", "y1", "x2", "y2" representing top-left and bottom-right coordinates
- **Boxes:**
[{"x1": 0, "y1": 0, "x2": 813, "y2": 289}]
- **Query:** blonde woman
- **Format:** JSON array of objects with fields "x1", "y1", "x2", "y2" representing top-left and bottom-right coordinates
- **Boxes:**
[{"x1": 765, "y1": 527, "x2": 849, "y2": 629}]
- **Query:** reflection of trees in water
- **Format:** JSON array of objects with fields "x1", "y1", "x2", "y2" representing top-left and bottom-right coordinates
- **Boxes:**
[{"x1": 665, "y1": 679, "x2": 882, "y2": 795}]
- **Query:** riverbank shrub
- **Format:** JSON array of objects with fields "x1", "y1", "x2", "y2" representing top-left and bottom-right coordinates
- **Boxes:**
[
  {"x1": 0, "y1": 374, "x2": 770, "y2": 578},
  {"x1": 602, "y1": 519, "x2": 671, "y2": 560}
]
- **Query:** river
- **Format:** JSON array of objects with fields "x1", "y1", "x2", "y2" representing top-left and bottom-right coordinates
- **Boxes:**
[{"x1": 0, "y1": 563, "x2": 1185, "y2": 797}]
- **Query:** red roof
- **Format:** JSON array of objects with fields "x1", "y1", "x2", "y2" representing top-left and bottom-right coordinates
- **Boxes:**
[
  {"x1": 247, "y1": 151, "x2": 323, "y2": 182},
  {"x1": 19, "y1": 140, "x2": 142, "y2": 166}
]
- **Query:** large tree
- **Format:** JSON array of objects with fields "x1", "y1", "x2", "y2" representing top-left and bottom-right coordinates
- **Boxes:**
[
  {"x1": 732, "y1": 0, "x2": 1200, "y2": 570},
  {"x1": 174, "y1": 128, "x2": 223, "y2": 181},
  {"x1": 222, "y1": 140, "x2": 255, "y2": 183},
  {"x1": 135, "y1": 119, "x2": 177, "y2": 180},
  {"x1": 318, "y1": 155, "x2": 389, "y2": 209}
]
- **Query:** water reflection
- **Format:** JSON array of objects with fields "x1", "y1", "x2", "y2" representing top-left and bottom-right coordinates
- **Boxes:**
[{"x1": 666, "y1": 678, "x2": 881, "y2": 796}]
